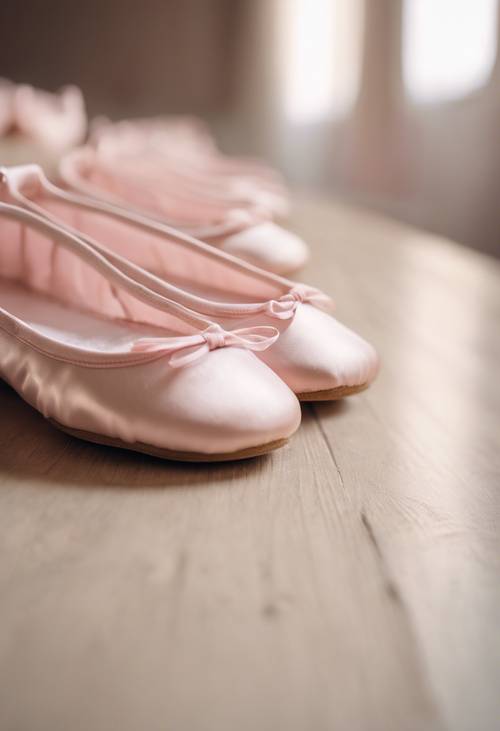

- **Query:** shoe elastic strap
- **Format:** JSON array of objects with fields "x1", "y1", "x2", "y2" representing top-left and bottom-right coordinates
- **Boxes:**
[
  {"x1": 5, "y1": 165, "x2": 303, "y2": 320},
  {"x1": 60, "y1": 146, "x2": 268, "y2": 240},
  {"x1": 58, "y1": 148, "x2": 294, "y2": 279}
]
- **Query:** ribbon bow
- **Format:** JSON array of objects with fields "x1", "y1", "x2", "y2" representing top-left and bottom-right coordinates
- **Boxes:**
[
  {"x1": 131, "y1": 323, "x2": 279, "y2": 368},
  {"x1": 265, "y1": 284, "x2": 334, "y2": 320}
]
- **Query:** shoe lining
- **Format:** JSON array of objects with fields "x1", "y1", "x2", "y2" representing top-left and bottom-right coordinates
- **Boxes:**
[{"x1": 0, "y1": 278, "x2": 174, "y2": 353}]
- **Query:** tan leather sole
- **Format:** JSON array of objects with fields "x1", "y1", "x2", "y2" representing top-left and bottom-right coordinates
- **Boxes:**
[
  {"x1": 48, "y1": 418, "x2": 288, "y2": 462},
  {"x1": 297, "y1": 382, "x2": 369, "y2": 402}
]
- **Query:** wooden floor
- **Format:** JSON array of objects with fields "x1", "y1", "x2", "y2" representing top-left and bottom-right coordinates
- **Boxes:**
[{"x1": 1, "y1": 196, "x2": 499, "y2": 731}]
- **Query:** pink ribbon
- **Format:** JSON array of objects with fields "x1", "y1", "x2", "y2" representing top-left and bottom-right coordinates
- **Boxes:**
[
  {"x1": 265, "y1": 284, "x2": 334, "y2": 320},
  {"x1": 131, "y1": 323, "x2": 279, "y2": 368}
]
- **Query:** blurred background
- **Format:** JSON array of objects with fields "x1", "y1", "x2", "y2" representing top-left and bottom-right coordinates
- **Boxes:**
[{"x1": 1, "y1": 0, "x2": 499, "y2": 257}]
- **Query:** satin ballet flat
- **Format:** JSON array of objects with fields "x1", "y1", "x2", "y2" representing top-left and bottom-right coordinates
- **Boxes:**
[
  {"x1": 0, "y1": 203, "x2": 301, "y2": 461},
  {"x1": 0, "y1": 79, "x2": 86, "y2": 151},
  {"x1": 60, "y1": 145, "x2": 309, "y2": 275},
  {"x1": 2, "y1": 165, "x2": 379, "y2": 400},
  {"x1": 90, "y1": 117, "x2": 291, "y2": 218}
]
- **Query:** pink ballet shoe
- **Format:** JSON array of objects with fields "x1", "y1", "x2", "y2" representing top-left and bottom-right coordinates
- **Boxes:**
[
  {"x1": 2, "y1": 165, "x2": 379, "y2": 401},
  {"x1": 60, "y1": 145, "x2": 308, "y2": 275},
  {"x1": 91, "y1": 116, "x2": 290, "y2": 217},
  {"x1": 0, "y1": 201, "x2": 301, "y2": 461},
  {"x1": 101, "y1": 114, "x2": 289, "y2": 203},
  {"x1": 14, "y1": 83, "x2": 87, "y2": 151},
  {"x1": 0, "y1": 80, "x2": 86, "y2": 150}
]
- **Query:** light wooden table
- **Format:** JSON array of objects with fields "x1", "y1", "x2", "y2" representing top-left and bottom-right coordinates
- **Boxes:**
[{"x1": 1, "y1": 196, "x2": 499, "y2": 731}]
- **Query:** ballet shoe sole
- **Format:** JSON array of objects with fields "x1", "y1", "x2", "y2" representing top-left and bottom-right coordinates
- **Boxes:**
[
  {"x1": 297, "y1": 382, "x2": 369, "y2": 402},
  {"x1": 48, "y1": 418, "x2": 289, "y2": 462}
]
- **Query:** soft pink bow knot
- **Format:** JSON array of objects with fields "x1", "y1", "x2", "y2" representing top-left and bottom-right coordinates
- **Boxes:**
[
  {"x1": 266, "y1": 284, "x2": 334, "y2": 319},
  {"x1": 131, "y1": 323, "x2": 279, "y2": 368}
]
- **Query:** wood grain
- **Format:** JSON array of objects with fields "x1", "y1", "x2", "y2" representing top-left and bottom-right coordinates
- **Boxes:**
[{"x1": 1, "y1": 195, "x2": 499, "y2": 731}]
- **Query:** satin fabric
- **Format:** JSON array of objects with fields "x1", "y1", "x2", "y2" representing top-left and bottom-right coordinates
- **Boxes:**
[
  {"x1": 221, "y1": 221, "x2": 308, "y2": 274},
  {"x1": 2, "y1": 165, "x2": 379, "y2": 396},
  {"x1": 0, "y1": 80, "x2": 86, "y2": 151},
  {"x1": 240, "y1": 305, "x2": 379, "y2": 394},
  {"x1": 0, "y1": 203, "x2": 301, "y2": 456},
  {"x1": 1, "y1": 165, "x2": 379, "y2": 396},
  {"x1": 60, "y1": 146, "x2": 309, "y2": 274},
  {"x1": 90, "y1": 117, "x2": 291, "y2": 218},
  {"x1": 0, "y1": 325, "x2": 301, "y2": 455}
]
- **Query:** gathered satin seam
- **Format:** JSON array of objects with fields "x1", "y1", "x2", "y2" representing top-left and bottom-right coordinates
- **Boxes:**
[
  {"x1": 57, "y1": 151, "x2": 295, "y2": 290},
  {"x1": 7, "y1": 174, "x2": 295, "y2": 318},
  {"x1": 46, "y1": 159, "x2": 290, "y2": 290},
  {"x1": 11, "y1": 194, "x2": 294, "y2": 319},
  {"x1": 97, "y1": 156, "x2": 265, "y2": 237},
  {"x1": 0, "y1": 201, "x2": 213, "y2": 332}
]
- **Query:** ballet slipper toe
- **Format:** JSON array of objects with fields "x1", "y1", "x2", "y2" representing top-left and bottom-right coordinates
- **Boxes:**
[
  {"x1": 219, "y1": 221, "x2": 309, "y2": 274},
  {"x1": 256, "y1": 304, "x2": 380, "y2": 400},
  {"x1": 19, "y1": 346, "x2": 301, "y2": 461},
  {"x1": 148, "y1": 348, "x2": 302, "y2": 457}
]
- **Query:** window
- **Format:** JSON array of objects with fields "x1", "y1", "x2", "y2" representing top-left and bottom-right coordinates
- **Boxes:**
[
  {"x1": 403, "y1": 0, "x2": 498, "y2": 103},
  {"x1": 279, "y1": 0, "x2": 364, "y2": 124}
]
